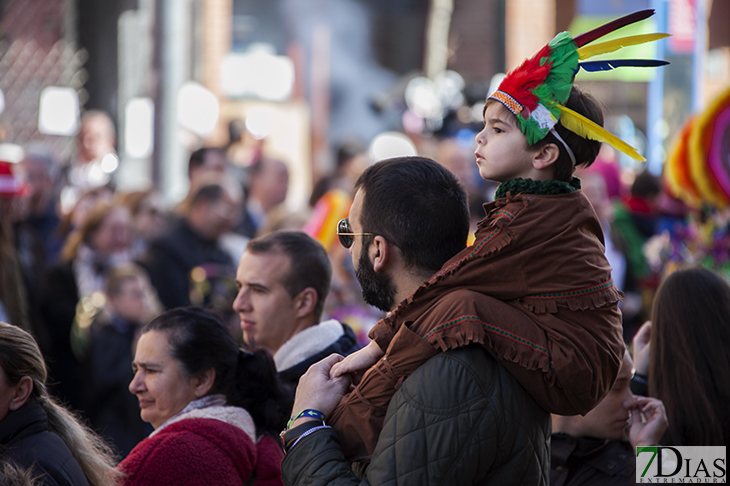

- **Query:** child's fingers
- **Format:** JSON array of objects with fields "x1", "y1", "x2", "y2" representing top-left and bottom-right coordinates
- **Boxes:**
[
  {"x1": 330, "y1": 359, "x2": 353, "y2": 378},
  {"x1": 330, "y1": 361, "x2": 344, "y2": 378}
]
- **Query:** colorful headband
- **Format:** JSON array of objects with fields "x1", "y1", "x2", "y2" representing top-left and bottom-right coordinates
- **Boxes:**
[{"x1": 489, "y1": 9, "x2": 669, "y2": 162}]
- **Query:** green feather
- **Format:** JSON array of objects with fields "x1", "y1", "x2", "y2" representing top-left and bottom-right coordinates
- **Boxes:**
[{"x1": 545, "y1": 33, "x2": 579, "y2": 105}]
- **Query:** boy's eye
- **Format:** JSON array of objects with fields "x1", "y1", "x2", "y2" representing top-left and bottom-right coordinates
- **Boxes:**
[{"x1": 493, "y1": 127, "x2": 503, "y2": 134}]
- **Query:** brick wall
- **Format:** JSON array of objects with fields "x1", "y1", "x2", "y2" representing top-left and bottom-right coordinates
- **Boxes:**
[
  {"x1": 505, "y1": 0, "x2": 555, "y2": 69},
  {"x1": 446, "y1": 0, "x2": 501, "y2": 83},
  {"x1": 201, "y1": 0, "x2": 232, "y2": 146}
]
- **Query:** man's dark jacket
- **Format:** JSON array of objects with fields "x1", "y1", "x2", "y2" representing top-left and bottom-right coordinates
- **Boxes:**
[
  {"x1": 282, "y1": 344, "x2": 550, "y2": 485},
  {"x1": 139, "y1": 218, "x2": 234, "y2": 310},
  {"x1": 551, "y1": 433, "x2": 635, "y2": 486}
]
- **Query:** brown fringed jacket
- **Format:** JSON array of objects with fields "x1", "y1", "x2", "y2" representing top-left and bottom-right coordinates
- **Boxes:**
[{"x1": 328, "y1": 178, "x2": 626, "y2": 463}]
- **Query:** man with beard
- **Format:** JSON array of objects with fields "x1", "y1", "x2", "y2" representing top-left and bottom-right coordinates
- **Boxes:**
[
  {"x1": 280, "y1": 157, "x2": 550, "y2": 485},
  {"x1": 232, "y1": 231, "x2": 360, "y2": 399}
]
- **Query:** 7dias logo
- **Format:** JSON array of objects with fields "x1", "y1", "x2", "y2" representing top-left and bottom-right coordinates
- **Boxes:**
[{"x1": 636, "y1": 446, "x2": 726, "y2": 483}]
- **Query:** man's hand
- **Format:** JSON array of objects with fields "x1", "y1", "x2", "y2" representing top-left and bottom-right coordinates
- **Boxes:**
[
  {"x1": 631, "y1": 321, "x2": 652, "y2": 376},
  {"x1": 290, "y1": 354, "x2": 352, "y2": 428},
  {"x1": 629, "y1": 396, "x2": 668, "y2": 448}
]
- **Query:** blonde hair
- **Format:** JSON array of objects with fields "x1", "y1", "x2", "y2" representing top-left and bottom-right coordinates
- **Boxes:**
[
  {"x1": 0, "y1": 322, "x2": 122, "y2": 486},
  {"x1": 0, "y1": 461, "x2": 41, "y2": 486},
  {"x1": 61, "y1": 202, "x2": 116, "y2": 262}
]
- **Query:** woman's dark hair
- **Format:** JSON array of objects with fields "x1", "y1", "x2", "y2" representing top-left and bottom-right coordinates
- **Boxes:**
[
  {"x1": 649, "y1": 267, "x2": 730, "y2": 445},
  {"x1": 527, "y1": 85, "x2": 604, "y2": 182},
  {"x1": 143, "y1": 307, "x2": 289, "y2": 434}
]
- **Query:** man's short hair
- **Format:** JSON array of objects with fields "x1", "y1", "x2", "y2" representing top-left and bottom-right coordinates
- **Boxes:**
[
  {"x1": 355, "y1": 156, "x2": 469, "y2": 274},
  {"x1": 190, "y1": 183, "x2": 225, "y2": 207},
  {"x1": 188, "y1": 147, "x2": 225, "y2": 177},
  {"x1": 245, "y1": 231, "x2": 332, "y2": 320},
  {"x1": 179, "y1": 171, "x2": 242, "y2": 216}
]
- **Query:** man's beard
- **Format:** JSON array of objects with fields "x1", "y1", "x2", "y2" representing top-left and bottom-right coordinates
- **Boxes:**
[{"x1": 356, "y1": 250, "x2": 397, "y2": 312}]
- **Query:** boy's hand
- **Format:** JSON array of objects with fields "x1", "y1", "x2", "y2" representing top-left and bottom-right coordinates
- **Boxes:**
[
  {"x1": 290, "y1": 354, "x2": 351, "y2": 428},
  {"x1": 330, "y1": 340, "x2": 384, "y2": 378},
  {"x1": 629, "y1": 396, "x2": 668, "y2": 448}
]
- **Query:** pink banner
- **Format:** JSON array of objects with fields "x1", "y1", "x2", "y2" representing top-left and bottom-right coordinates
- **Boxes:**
[{"x1": 669, "y1": 0, "x2": 696, "y2": 54}]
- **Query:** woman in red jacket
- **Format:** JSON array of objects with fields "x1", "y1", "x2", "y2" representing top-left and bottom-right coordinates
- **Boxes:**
[{"x1": 118, "y1": 306, "x2": 289, "y2": 486}]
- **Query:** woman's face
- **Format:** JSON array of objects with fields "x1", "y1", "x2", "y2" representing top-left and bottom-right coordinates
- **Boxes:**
[
  {"x1": 90, "y1": 207, "x2": 131, "y2": 255},
  {"x1": 109, "y1": 276, "x2": 152, "y2": 324},
  {"x1": 134, "y1": 194, "x2": 166, "y2": 240},
  {"x1": 129, "y1": 330, "x2": 199, "y2": 429}
]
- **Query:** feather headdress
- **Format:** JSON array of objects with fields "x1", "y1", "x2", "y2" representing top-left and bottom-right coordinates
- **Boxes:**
[{"x1": 488, "y1": 9, "x2": 669, "y2": 162}]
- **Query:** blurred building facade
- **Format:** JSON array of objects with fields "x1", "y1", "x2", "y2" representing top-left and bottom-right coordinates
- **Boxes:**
[{"x1": 0, "y1": 0, "x2": 728, "y2": 201}]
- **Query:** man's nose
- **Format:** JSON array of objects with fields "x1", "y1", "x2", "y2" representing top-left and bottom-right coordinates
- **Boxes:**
[{"x1": 233, "y1": 289, "x2": 251, "y2": 312}]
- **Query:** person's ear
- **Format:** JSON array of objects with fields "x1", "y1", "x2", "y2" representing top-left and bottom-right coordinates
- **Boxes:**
[
  {"x1": 9, "y1": 376, "x2": 33, "y2": 411},
  {"x1": 293, "y1": 287, "x2": 317, "y2": 318},
  {"x1": 532, "y1": 142, "x2": 560, "y2": 170},
  {"x1": 193, "y1": 368, "x2": 216, "y2": 398},
  {"x1": 371, "y1": 236, "x2": 391, "y2": 273}
]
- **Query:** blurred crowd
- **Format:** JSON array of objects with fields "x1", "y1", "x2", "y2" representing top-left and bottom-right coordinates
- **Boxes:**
[{"x1": 1, "y1": 106, "x2": 729, "y2": 486}]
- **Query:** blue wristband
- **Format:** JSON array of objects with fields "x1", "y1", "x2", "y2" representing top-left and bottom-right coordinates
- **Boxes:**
[{"x1": 286, "y1": 409, "x2": 326, "y2": 430}]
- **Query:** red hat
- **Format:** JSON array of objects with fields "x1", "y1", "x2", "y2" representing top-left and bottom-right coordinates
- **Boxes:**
[
  {"x1": 0, "y1": 142, "x2": 29, "y2": 198},
  {"x1": 0, "y1": 161, "x2": 29, "y2": 198}
]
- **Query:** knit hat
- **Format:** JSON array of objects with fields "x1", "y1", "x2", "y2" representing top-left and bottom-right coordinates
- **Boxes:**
[{"x1": 489, "y1": 9, "x2": 669, "y2": 162}]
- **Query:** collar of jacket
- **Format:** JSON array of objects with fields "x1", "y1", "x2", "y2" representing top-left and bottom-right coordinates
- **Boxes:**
[
  {"x1": 274, "y1": 319, "x2": 345, "y2": 372},
  {"x1": 495, "y1": 177, "x2": 581, "y2": 199},
  {"x1": 0, "y1": 399, "x2": 47, "y2": 446}
]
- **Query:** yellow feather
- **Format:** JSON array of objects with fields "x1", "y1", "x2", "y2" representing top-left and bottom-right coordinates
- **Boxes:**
[
  {"x1": 578, "y1": 33, "x2": 670, "y2": 60},
  {"x1": 557, "y1": 105, "x2": 646, "y2": 161}
]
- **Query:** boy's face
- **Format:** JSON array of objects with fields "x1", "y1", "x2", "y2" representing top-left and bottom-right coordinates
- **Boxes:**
[{"x1": 474, "y1": 102, "x2": 544, "y2": 183}]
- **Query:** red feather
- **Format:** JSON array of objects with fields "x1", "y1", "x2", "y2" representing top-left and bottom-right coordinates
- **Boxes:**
[
  {"x1": 573, "y1": 9, "x2": 655, "y2": 48},
  {"x1": 498, "y1": 44, "x2": 553, "y2": 112}
]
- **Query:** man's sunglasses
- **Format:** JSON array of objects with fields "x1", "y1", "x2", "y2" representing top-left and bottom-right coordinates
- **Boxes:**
[{"x1": 336, "y1": 218, "x2": 374, "y2": 249}]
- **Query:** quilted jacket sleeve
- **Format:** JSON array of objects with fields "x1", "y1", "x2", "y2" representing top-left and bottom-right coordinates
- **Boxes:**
[{"x1": 282, "y1": 345, "x2": 550, "y2": 486}]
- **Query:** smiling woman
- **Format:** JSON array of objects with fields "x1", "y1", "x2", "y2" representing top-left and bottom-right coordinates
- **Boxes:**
[{"x1": 118, "y1": 306, "x2": 289, "y2": 486}]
